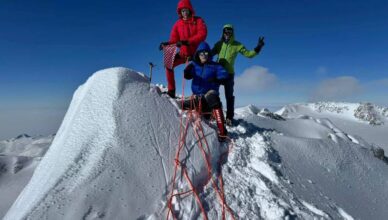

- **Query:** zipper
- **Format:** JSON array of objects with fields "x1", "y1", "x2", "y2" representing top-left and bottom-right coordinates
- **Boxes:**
[{"x1": 222, "y1": 43, "x2": 229, "y2": 59}]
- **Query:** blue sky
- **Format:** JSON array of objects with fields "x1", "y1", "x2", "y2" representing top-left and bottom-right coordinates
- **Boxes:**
[{"x1": 1, "y1": 0, "x2": 388, "y2": 139}]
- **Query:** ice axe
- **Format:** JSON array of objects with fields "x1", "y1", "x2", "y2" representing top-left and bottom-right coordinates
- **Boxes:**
[{"x1": 149, "y1": 62, "x2": 156, "y2": 83}]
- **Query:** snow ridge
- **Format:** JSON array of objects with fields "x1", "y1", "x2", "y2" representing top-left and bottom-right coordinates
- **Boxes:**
[{"x1": 4, "y1": 68, "x2": 223, "y2": 220}]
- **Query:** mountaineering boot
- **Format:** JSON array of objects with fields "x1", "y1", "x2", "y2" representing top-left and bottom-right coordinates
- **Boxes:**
[
  {"x1": 213, "y1": 107, "x2": 228, "y2": 142},
  {"x1": 226, "y1": 118, "x2": 233, "y2": 126}
]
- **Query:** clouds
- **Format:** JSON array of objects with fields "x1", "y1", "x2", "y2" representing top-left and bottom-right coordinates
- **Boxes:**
[
  {"x1": 226, "y1": 65, "x2": 388, "y2": 107},
  {"x1": 235, "y1": 66, "x2": 277, "y2": 93},
  {"x1": 316, "y1": 66, "x2": 328, "y2": 76},
  {"x1": 310, "y1": 76, "x2": 363, "y2": 101},
  {"x1": 375, "y1": 78, "x2": 388, "y2": 86}
]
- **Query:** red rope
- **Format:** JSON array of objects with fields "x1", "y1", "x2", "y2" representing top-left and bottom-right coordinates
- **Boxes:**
[
  {"x1": 166, "y1": 58, "x2": 236, "y2": 220},
  {"x1": 183, "y1": 168, "x2": 208, "y2": 220},
  {"x1": 192, "y1": 116, "x2": 236, "y2": 220}
]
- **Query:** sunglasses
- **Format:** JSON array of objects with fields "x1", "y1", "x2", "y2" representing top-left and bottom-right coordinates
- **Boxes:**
[
  {"x1": 199, "y1": 51, "x2": 209, "y2": 57},
  {"x1": 224, "y1": 29, "x2": 233, "y2": 34}
]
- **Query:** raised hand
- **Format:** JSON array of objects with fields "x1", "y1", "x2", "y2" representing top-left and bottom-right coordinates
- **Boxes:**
[
  {"x1": 254, "y1": 36, "x2": 265, "y2": 53},
  {"x1": 258, "y1": 37, "x2": 265, "y2": 48}
]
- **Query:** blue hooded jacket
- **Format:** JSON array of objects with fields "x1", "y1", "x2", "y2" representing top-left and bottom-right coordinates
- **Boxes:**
[{"x1": 184, "y1": 42, "x2": 229, "y2": 95}]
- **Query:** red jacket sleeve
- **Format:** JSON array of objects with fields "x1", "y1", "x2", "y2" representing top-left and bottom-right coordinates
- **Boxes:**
[
  {"x1": 169, "y1": 21, "x2": 180, "y2": 44},
  {"x1": 188, "y1": 17, "x2": 207, "y2": 45}
]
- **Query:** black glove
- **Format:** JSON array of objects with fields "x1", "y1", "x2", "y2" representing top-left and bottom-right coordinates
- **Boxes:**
[
  {"x1": 176, "y1": 40, "x2": 189, "y2": 48},
  {"x1": 254, "y1": 37, "x2": 265, "y2": 53},
  {"x1": 184, "y1": 64, "x2": 194, "y2": 79},
  {"x1": 159, "y1": 42, "x2": 169, "y2": 51}
]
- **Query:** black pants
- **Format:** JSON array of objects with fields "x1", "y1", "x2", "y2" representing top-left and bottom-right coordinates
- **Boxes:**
[
  {"x1": 223, "y1": 75, "x2": 235, "y2": 120},
  {"x1": 182, "y1": 90, "x2": 222, "y2": 116}
]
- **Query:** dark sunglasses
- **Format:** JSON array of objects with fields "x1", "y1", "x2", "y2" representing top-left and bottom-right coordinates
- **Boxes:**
[
  {"x1": 223, "y1": 28, "x2": 233, "y2": 34},
  {"x1": 199, "y1": 51, "x2": 209, "y2": 57},
  {"x1": 181, "y1": 8, "x2": 190, "y2": 13}
]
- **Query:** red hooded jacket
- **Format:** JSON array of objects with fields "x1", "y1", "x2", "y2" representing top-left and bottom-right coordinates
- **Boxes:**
[{"x1": 169, "y1": 0, "x2": 207, "y2": 57}]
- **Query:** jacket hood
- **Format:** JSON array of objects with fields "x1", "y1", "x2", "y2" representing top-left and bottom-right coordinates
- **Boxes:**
[
  {"x1": 222, "y1": 24, "x2": 235, "y2": 43},
  {"x1": 177, "y1": 0, "x2": 195, "y2": 18},
  {"x1": 223, "y1": 24, "x2": 234, "y2": 30},
  {"x1": 194, "y1": 41, "x2": 213, "y2": 63}
]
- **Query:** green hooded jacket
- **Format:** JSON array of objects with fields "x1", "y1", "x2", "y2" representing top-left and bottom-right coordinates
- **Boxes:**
[{"x1": 212, "y1": 24, "x2": 257, "y2": 74}]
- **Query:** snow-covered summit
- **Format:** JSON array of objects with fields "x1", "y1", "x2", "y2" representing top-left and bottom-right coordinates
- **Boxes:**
[
  {"x1": 15, "y1": 134, "x2": 31, "y2": 139},
  {"x1": 237, "y1": 105, "x2": 285, "y2": 121},
  {"x1": 4, "y1": 67, "x2": 223, "y2": 220}
]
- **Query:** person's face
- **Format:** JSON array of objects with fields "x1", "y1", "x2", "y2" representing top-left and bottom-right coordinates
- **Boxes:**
[
  {"x1": 181, "y1": 8, "x2": 190, "y2": 20},
  {"x1": 223, "y1": 28, "x2": 233, "y2": 41},
  {"x1": 199, "y1": 51, "x2": 209, "y2": 63}
]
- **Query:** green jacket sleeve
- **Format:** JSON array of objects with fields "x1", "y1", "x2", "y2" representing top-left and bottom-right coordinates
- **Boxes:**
[{"x1": 239, "y1": 44, "x2": 257, "y2": 58}]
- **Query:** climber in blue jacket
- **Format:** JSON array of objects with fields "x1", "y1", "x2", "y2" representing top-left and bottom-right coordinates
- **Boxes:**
[{"x1": 183, "y1": 41, "x2": 229, "y2": 141}]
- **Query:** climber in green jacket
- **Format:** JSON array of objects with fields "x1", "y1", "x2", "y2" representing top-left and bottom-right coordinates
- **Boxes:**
[{"x1": 212, "y1": 24, "x2": 265, "y2": 126}]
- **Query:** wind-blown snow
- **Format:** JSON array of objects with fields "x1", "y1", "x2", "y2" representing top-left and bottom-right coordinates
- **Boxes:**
[{"x1": 3, "y1": 69, "x2": 388, "y2": 220}]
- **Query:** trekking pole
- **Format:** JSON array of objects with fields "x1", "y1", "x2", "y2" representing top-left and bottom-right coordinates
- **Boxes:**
[{"x1": 149, "y1": 62, "x2": 156, "y2": 83}]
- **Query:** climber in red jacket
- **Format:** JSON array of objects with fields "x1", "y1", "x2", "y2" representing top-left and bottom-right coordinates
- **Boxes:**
[{"x1": 159, "y1": 0, "x2": 207, "y2": 98}]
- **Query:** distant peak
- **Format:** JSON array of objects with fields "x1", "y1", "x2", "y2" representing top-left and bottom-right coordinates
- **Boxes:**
[{"x1": 15, "y1": 134, "x2": 31, "y2": 139}]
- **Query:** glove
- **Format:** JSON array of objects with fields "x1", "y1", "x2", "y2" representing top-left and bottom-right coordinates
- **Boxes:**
[
  {"x1": 254, "y1": 37, "x2": 265, "y2": 53},
  {"x1": 184, "y1": 64, "x2": 194, "y2": 79},
  {"x1": 176, "y1": 40, "x2": 189, "y2": 48},
  {"x1": 159, "y1": 42, "x2": 169, "y2": 51}
]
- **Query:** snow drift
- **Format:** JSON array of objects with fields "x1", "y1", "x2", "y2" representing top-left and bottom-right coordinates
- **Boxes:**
[{"x1": 4, "y1": 67, "x2": 223, "y2": 220}]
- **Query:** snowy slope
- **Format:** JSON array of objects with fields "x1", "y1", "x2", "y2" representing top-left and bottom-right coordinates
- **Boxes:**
[
  {"x1": 4, "y1": 68, "x2": 223, "y2": 220},
  {"x1": 3, "y1": 68, "x2": 388, "y2": 220},
  {"x1": 221, "y1": 105, "x2": 388, "y2": 219},
  {"x1": 0, "y1": 134, "x2": 53, "y2": 217},
  {"x1": 277, "y1": 102, "x2": 388, "y2": 151}
]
